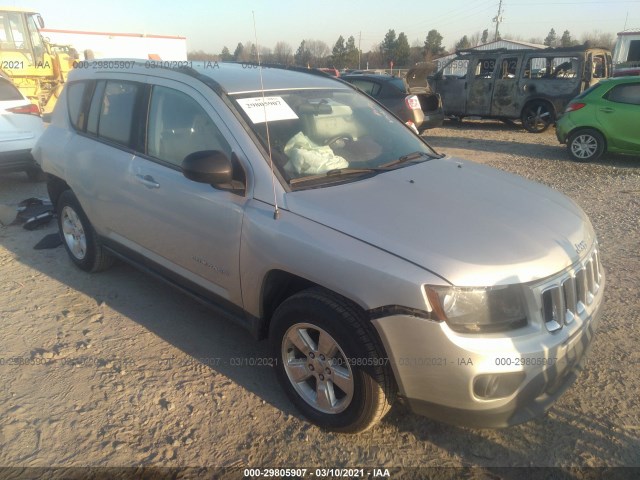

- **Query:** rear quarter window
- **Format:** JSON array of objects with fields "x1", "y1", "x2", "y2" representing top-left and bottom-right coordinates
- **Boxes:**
[
  {"x1": 388, "y1": 77, "x2": 408, "y2": 93},
  {"x1": 66, "y1": 81, "x2": 89, "y2": 130},
  {"x1": 348, "y1": 79, "x2": 382, "y2": 97}
]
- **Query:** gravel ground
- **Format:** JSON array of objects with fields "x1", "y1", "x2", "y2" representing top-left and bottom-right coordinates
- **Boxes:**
[{"x1": 0, "y1": 120, "x2": 638, "y2": 477}]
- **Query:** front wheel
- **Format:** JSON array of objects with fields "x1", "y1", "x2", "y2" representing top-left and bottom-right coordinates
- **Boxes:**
[
  {"x1": 521, "y1": 101, "x2": 554, "y2": 133},
  {"x1": 57, "y1": 190, "x2": 114, "y2": 272},
  {"x1": 568, "y1": 129, "x2": 605, "y2": 162},
  {"x1": 270, "y1": 288, "x2": 395, "y2": 433}
]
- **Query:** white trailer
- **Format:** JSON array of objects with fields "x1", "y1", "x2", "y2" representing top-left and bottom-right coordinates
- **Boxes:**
[
  {"x1": 40, "y1": 28, "x2": 187, "y2": 61},
  {"x1": 612, "y1": 30, "x2": 640, "y2": 76}
]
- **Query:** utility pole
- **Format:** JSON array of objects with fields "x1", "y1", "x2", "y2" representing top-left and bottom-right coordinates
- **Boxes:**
[
  {"x1": 358, "y1": 31, "x2": 362, "y2": 69},
  {"x1": 493, "y1": 0, "x2": 503, "y2": 42}
]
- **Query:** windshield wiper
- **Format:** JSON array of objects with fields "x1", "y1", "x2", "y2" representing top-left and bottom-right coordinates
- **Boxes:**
[
  {"x1": 289, "y1": 167, "x2": 387, "y2": 186},
  {"x1": 379, "y1": 150, "x2": 441, "y2": 169}
]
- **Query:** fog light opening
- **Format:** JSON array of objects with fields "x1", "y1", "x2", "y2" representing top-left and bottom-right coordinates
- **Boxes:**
[{"x1": 474, "y1": 372, "x2": 526, "y2": 399}]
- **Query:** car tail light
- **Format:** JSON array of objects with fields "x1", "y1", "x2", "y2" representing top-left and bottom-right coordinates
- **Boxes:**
[
  {"x1": 7, "y1": 103, "x2": 41, "y2": 116},
  {"x1": 405, "y1": 95, "x2": 421, "y2": 110},
  {"x1": 564, "y1": 103, "x2": 585, "y2": 113}
]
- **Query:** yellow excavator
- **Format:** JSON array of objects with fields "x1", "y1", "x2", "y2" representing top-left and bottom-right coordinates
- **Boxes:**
[{"x1": 1, "y1": 7, "x2": 77, "y2": 113}]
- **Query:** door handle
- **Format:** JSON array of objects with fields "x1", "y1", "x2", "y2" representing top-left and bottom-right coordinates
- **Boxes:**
[
  {"x1": 598, "y1": 107, "x2": 614, "y2": 113},
  {"x1": 135, "y1": 174, "x2": 160, "y2": 189}
]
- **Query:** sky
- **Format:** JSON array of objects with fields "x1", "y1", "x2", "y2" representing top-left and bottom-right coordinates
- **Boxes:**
[{"x1": 6, "y1": 0, "x2": 640, "y2": 53}]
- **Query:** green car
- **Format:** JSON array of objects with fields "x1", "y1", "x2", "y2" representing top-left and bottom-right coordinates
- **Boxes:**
[{"x1": 556, "y1": 77, "x2": 640, "y2": 162}]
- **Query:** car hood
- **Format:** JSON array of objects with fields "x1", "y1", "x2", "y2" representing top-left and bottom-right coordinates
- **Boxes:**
[{"x1": 285, "y1": 157, "x2": 595, "y2": 286}]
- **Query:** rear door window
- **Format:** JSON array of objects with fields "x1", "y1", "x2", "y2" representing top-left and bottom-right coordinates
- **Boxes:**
[
  {"x1": 499, "y1": 57, "x2": 518, "y2": 79},
  {"x1": 606, "y1": 83, "x2": 640, "y2": 105},
  {"x1": 86, "y1": 81, "x2": 105, "y2": 135},
  {"x1": 96, "y1": 81, "x2": 142, "y2": 146}
]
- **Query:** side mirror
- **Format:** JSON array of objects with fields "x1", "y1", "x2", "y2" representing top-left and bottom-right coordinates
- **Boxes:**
[
  {"x1": 36, "y1": 14, "x2": 45, "y2": 29},
  {"x1": 182, "y1": 150, "x2": 233, "y2": 185}
]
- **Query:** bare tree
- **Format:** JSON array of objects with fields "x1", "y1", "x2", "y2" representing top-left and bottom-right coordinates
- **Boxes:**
[
  {"x1": 188, "y1": 50, "x2": 218, "y2": 61},
  {"x1": 364, "y1": 42, "x2": 384, "y2": 69},
  {"x1": 274, "y1": 41, "x2": 292, "y2": 65},
  {"x1": 306, "y1": 39, "x2": 330, "y2": 65},
  {"x1": 469, "y1": 31, "x2": 481, "y2": 47},
  {"x1": 580, "y1": 31, "x2": 615, "y2": 50}
]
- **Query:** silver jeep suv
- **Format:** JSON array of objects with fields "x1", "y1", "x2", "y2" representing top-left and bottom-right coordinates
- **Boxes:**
[{"x1": 33, "y1": 61, "x2": 604, "y2": 433}]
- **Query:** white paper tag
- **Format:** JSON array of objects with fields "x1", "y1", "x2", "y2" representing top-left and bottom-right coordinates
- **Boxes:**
[{"x1": 236, "y1": 96, "x2": 299, "y2": 124}]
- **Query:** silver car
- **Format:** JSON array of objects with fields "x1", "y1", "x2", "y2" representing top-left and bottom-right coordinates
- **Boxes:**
[{"x1": 33, "y1": 61, "x2": 604, "y2": 433}]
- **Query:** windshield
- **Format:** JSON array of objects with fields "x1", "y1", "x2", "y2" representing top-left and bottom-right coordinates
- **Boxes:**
[{"x1": 231, "y1": 88, "x2": 438, "y2": 186}]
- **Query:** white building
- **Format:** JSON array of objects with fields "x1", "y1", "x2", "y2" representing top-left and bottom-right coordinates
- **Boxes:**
[
  {"x1": 435, "y1": 39, "x2": 546, "y2": 73},
  {"x1": 612, "y1": 30, "x2": 640, "y2": 65},
  {"x1": 41, "y1": 28, "x2": 187, "y2": 61}
]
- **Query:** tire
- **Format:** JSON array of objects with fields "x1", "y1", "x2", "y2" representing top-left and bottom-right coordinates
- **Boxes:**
[
  {"x1": 567, "y1": 128, "x2": 605, "y2": 162},
  {"x1": 270, "y1": 288, "x2": 395, "y2": 433},
  {"x1": 56, "y1": 190, "x2": 114, "y2": 272},
  {"x1": 521, "y1": 101, "x2": 554, "y2": 133},
  {"x1": 26, "y1": 167, "x2": 46, "y2": 182}
]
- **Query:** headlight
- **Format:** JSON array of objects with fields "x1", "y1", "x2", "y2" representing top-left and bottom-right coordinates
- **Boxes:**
[{"x1": 424, "y1": 285, "x2": 528, "y2": 333}]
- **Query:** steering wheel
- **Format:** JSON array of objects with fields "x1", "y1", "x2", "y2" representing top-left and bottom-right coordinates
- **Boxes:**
[{"x1": 325, "y1": 134, "x2": 353, "y2": 148}]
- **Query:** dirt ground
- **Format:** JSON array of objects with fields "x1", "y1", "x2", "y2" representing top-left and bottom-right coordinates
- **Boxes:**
[{"x1": 0, "y1": 120, "x2": 639, "y2": 477}]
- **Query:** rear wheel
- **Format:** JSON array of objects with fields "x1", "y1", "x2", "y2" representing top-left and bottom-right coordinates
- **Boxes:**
[
  {"x1": 521, "y1": 101, "x2": 554, "y2": 133},
  {"x1": 57, "y1": 190, "x2": 114, "y2": 272},
  {"x1": 271, "y1": 288, "x2": 395, "y2": 433},
  {"x1": 568, "y1": 128, "x2": 605, "y2": 162}
]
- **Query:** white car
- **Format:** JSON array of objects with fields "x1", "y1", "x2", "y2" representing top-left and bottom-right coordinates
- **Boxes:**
[{"x1": 0, "y1": 76, "x2": 45, "y2": 181}]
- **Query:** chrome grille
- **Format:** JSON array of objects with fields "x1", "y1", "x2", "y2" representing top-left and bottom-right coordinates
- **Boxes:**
[{"x1": 542, "y1": 247, "x2": 602, "y2": 332}]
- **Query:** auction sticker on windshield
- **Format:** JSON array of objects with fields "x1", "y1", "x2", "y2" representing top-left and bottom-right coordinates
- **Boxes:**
[{"x1": 236, "y1": 96, "x2": 298, "y2": 123}]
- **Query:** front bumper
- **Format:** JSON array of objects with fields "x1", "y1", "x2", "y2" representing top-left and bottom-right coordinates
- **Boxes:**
[{"x1": 371, "y1": 270, "x2": 604, "y2": 428}]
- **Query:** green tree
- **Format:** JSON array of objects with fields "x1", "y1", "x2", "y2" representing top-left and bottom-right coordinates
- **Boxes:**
[
  {"x1": 332, "y1": 35, "x2": 347, "y2": 68},
  {"x1": 396, "y1": 32, "x2": 410, "y2": 66},
  {"x1": 424, "y1": 29, "x2": 445, "y2": 57},
  {"x1": 294, "y1": 40, "x2": 311, "y2": 67},
  {"x1": 382, "y1": 29, "x2": 397, "y2": 64},
  {"x1": 233, "y1": 42, "x2": 244, "y2": 60},
  {"x1": 455, "y1": 35, "x2": 471, "y2": 51},
  {"x1": 345, "y1": 35, "x2": 359, "y2": 68},
  {"x1": 481, "y1": 29, "x2": 489, "y2": 44},
  {"x1": 544, "y1": 28, "x2": 557, "y2": 47},
  {"x1": 220, "y1": 46, "x2": 232, "y2": 61}
]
